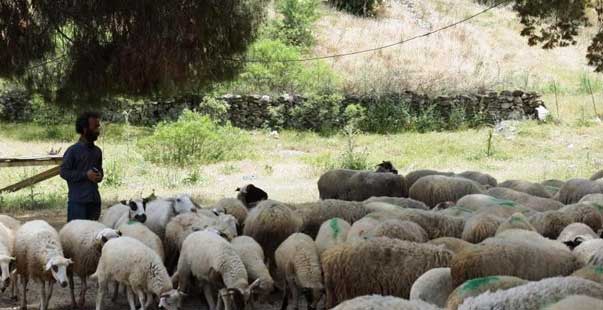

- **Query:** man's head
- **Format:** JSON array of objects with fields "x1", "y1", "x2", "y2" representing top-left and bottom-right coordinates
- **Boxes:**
[{"x1": 76, "y1": 112, "x2": 101, "y2": 142}]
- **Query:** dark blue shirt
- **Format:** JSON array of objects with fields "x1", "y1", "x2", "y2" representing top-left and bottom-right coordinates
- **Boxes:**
[{"x1": 60, "y1": 139, "x2": 103, "y2": 203}]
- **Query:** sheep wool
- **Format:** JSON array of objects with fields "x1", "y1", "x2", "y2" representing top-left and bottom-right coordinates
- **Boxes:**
[
  {"x1": 428, "y1": 237, "x2": 474, "y2": 254},
  {"x1": 557, "y1": 222, "x2": 598, "y2": 244},
  {"x1": 212, "y1": 198, "x2": 248, "y2": 229},
  {"x1": 118, "y1": 221, "x2": 165, "y2": 262},
  {"x1": 573, "y1": 239, "x2": 603, "y2": 267},
  {"x1": 461, "y1": 213, "x2": 503, "y2": 243},
  {"x1": 0, "y1": 222, "x2": 15, "y2": 292},
  {"x1": 405, "y1": 169, "x2": 454, "y2": 193},
  {"x1": 0, "y1": 214, "x2": 21, "y2": 231},
  {"x1": 571, "y1": 265, "x2": 603, "y2": 284},
  {"x1": 318, "y1": 169, "x2": 407, "y2": 201},
  {"x1": 144, "y1": 194, "x2": 198, "y2": 240},
  {"x1": 458, "y1": 277, "x2": 603, "y2": 310},
  {"x1": 101, "y1": 200, "x2": 147, "y2": 229},
  {"x1": 591, "y1": 170, "x2": 603, "y2": 181},
  {"x1": 455, "y1": 194, "x2": 531, "y2": 218},
  {"x1": 331, "y1": 295, "x2": 441, "y2": 310},
  {"x1": 557, "y1": 178, "x2": 603, "y2": 205},
  {"x1": 409, "y1": 175, "x2": 483, "y2": 208},
  {"x1": 369, "y1": 220, "x2": 428, "y2": 243},
  {"x1": 321, "y1": 237, "x2": 453, "y2": 308},
  {"x1": 495, "y1": 212, "x2": 536, "y2": 235},
  {"x1": 559, "y1": 203, "x2": 603, "y2": 233},
  {"x1": 446, "y1": 276, "x2": 527, "y2": 310},
  {"x1": 291, "y1": 200, "x2": 369, "y2": 238},
  {"x1": 528, "y1": 211, "x2": 574, "y2": 239},
  {"x1": 544, "y1": 295, "x2": 603, "y2": 310},
  {"x1": 315, "y1": 218, "x2": 351, "y2": 256},
  {"x1": 541, "y1": 179, "x2": 565, "y2": 196},
  {"x1": 363, "y1": 197, "x2": 429, "y2": 210},
  {"x1": 230, "y1": 236, "x2": 274, "y2": 297},
  {"x1": 346, "y1": 216, "x2": 380, "y2": 243},
  {"x1": 409, "y1": 267, "x2": 453, "y2": 308},
  {"x1": 486, "y1": 187, "x2": 563, "y2": 212},
  {"x1": 499, "y1": 179, "x2": 552, "y2": 198},
  {"x1": 370, "y1": 209, "x2": 465, "y2": 239},
  {"x1": 455, "y1": 171, "x2": 498, "y2": 188}
]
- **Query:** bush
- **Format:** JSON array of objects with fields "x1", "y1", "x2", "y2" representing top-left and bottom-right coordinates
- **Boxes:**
[
  {"x1": 336, "y1": 124, "x2": 370, "y2": 170},
  {"x1": 329, "y1": 0, "x2": 383, "y2": 17},
  {"x1": 273, "y1": 0, "x2": 320, "y2": 47},
  {"x1": 289, "y1": 93, "x2": 343, "y2": 132},
  {"x1": 137, "y1": 110, "x2": 250, "y2": 166},
  {"x1": 197, "y1": 96, "x2": 229, "y2": 124},
  {"x1": 359, "y1": 96, "x2": 412, "y2": 133}
]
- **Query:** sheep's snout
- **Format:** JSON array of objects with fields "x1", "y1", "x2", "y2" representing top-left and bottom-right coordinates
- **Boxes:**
[
  {"x1": 60, "y1": 281, "x2": 68, "y2": 288},
  {"x1": 136, "y1": 214, "x2": 147, "y2": 223}
]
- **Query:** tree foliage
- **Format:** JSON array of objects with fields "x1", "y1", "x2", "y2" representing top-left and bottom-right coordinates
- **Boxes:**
[{"x1": 0, "y1": 0, "x2": 267, "y2": 103}]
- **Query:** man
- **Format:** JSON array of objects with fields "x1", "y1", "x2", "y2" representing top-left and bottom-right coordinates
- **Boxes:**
[{"x1": 60, "y1": 112, "x2": 103, "y2": 221}]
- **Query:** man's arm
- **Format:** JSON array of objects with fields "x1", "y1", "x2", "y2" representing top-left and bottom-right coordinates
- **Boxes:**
[
  {"x1": 97, "y1": 149, "x2": 104, "y2": 183},
  {"x1": 60, "y1": 148, "x2": 87, "y2": 183}
]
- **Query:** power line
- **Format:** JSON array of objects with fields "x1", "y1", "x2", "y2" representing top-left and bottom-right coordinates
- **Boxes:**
[{"x1": 229, "y1": 0, "x2": 511, "y2": 63}]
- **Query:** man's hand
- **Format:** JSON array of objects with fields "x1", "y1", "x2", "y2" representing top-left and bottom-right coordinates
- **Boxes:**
[{"x1": 86, "y1": 170, "x2": 102, "y2": 183}]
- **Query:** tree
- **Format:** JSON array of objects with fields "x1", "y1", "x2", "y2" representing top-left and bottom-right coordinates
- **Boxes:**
[
  {"x1": 510, "y1": 0, "x2": 603, "y2": 72},
  {"x1": 0, "y1": 0, "x2": 267, "y2": 103}
]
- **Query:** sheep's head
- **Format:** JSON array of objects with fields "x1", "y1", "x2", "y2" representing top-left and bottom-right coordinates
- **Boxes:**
[
  {"x1": 236, "y1": 184, "x2": 268, "y2": 208},
  {"x1": 121, "y1": 199, "x2": 147, "y2": 223},
  {"x1": 158, "y1": 289, "x2": 185, "y2": 310},
  {"x1": 95, "y1": 228, "x2": 121, "y2": 247},
  {"x1": 375, "y1": 161, "x2": 398, "y2": 174},
  {"x1": 217, "y1": 214, "x2": 238, "y2": 240},
  {"x1": 45, "y1": 256, "x2": 72, "y2": 288},
  {"x1": 0, "y1": 255, "x2": 15, "y2": 292},
  {"x1": 218, "y1": 279, "x2": 262, "y2": 310},
  {"x1": 171, "y1": 194, "x2": 200, "y2": 214}
]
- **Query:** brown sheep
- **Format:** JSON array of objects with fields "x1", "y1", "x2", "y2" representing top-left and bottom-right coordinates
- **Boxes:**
[
  {"x1": 591, "y1": 170, "x2": 603, "y2": 181},
  {"x1": 289, "y1": 200, "x2": 369, "y2": 238},
  {"x1": 409, "y1": 175, "x2": 483, "y2": 208},
  {"x1": 368, "y1": 220, "x2": 428, "y2": 242},
  {"x1": 499, "y1": 179, "x2": 552, "y2": 198},
  {"x1": 363, "y1": 196, "x2": 429, "y2": 210},
  {"x1": 321, "y1": 238, "x2": 453, "y2": 308},
  {"x1": 446, "y1": 276, "x2": 528, "y2": 310},
  {"x1": 428, "y1": 237, "x2": 475, "y2": 254},
  {"x1": 495, "y1": 212, "x2": 536, "y2": 235},
  {"x1": 317, "y1": 169, "x2": 407, "y2": 201},
  {"x1": 559, "y1": 203, "x2": 603, "y2": 233},
  {"x1": 557, "y1": 178, "x2": 603, "y2": 204},
  {"x1": 456, "y1": 171, "x2": 498, "y2": 188},
  {"x1": 541, "y1": 179, "x2": 565, "y2": 196},
  {"x1": 461, "y1": 213, "x2": 503, "y2": 243},
  {"x1": 528, "y1": 211, "x2": 574, "y2": 239},
  {"x1": 367, "y1": 209, "x2": 465, "y2": 239},
  {"x1": 405, "y1": 169, "x2": 454, "y2": 193},
  {"x1": 486, "y1": 187, "x2": 563, "y2": 212}
]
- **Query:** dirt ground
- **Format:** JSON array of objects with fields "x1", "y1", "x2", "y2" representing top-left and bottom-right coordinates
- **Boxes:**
[{"x1": 0, "y1": 212, "x2": 287, "y2": 310}]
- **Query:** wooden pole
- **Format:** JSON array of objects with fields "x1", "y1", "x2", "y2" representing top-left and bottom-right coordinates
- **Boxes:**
[{"x1": 0, "y1": 166, "x2": 61, "y2": 193}]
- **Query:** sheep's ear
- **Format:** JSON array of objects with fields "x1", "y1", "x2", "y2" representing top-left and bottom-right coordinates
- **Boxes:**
[
  {"x1": 178, "y1": 290, "x2": 188, "y2": 297},
  {"x1": 45, "y1": 261, "x2": 53, "y2": 271},
  {"x1": 116, "y1": 230, "x2": 122, "y2": 236},
  {"x1": 129, "y1": 201, "x2": 138, "y2": 211},
  {"x1": 120, "y1": 200, "x2": 127, "y2": 205},
  {"x1": 101, "y1": 236, "x2": 108, "y2": 243},
  {"x1": 208, "y1": 267, "x2": 222, "y2": 284},
  {"x1": 235, "y1": 187, "x2": 241, "y2": 192},
  {"x1": 67, "y1": 258, "x2": 73, "y2": 265},
  {"x1": 249, "y1": 279, "x2": 261, "y2": 292}
]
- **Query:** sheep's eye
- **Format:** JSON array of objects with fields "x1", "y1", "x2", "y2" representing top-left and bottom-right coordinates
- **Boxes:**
[
  {"x1": 176, "y1": 198, "x2": 181, "y2": 202},
  {"x1": 52, "y1": 265, "x2": 58, "y2": 273},
  {"x1": 131, "y1": 205, "x2": 138, "y2": 211}
]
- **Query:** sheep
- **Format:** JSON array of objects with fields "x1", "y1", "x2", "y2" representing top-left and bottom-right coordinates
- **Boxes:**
[
  {"x1": 451, "y1": 231, "x2": 579, "y2": 287},
  {"x1": 486, "y1": 187, "x2": 564, "y2": 212},
  {"x1": 495, "y1": 212, "x2": 536, "y2": 234},
  {"x1": 0, "y1": 214, "x2": 21, "y2": 231},
  {"x1": 557, "y1": 178, "x2": 603, "y2": 204},
  {"x1": 236, "y1": 184, "x2": 268, "y2": 208},
  {"x1": 559, "y1": 203, "x2": 603, "y2": 232},
  {"x1": 15, "y1": 220, "x2": 73, "y2": 310},
  {"x1": 375, "y1": 160, "x2": 398, "y2": 174},
  {"x1": 314, "y1": 218, "x2": 351, "y2": 256},
  {"x1": 528, "y1": 211, "x2": 573, "y2": 239},
  {"x1": 573, "y1": 239, "x2": 603, "y2": 266},
  {"x1": 144, "y1": 194, "x2": 199, "y2": 240},
  {"x1": 230, "y1": 236, "x2": 274, "y2": 302},
  {"x1": 557, "y1": 222, "x2": 599, "y2": 247},
  {"x1": 409, "y1": 175, "x2": 483, "y2": 208},
  {"x1": 331, "y1": 295, "x2": 441, "y2": 310},
  {"x1": 541, "y1": 179, "x2": 565, "y2": 196},
  {"x1": 492, "y1": 228, "x2": 570, "y2": 252},
  {"x1": 457, "y1": 276, "x2": 603, "y2": 310},
  {"x1": 368, "y1": 209, "x2": 466, "y2": 239},
  {"x1": 455, "y1": 170, "x2": 498, "y2": 188},
  {"x1": 117, "y1": 221, "x2": 165, "y2": 262},
  {"x1": 0, "y1": 222, "x2": 15, "y2": 294},
  {"x1": 544, "y1": 295, "x2": 603, "y2": 310},
  {"x1": 275, "y1": 233, "x2": 323, "y2": 310},
  {"x1": 363, "y1": 196, "x2": 429, "y2": 210},
  {"x1": 409, "y1": 267, "x2": 453, "y2": 307},
  {"x1": 173, "y1": 230, "x2": 260, "y2": 310},
  {"x1": 317, "y1": 169, "x2": 407, "y2": 201},
  {"x1": 364, "y1": 201, "x2": 428, "y2": 216},
  {"x1": 58, "y1": 220, "x2": 121, "y2": 309},
  {"x1": 405, "y1": 169, "x2": 454, "y2": 193},
  {"x1": 101, "y1": 199, "x2": 148, "y2": 229},
  {"x1": 498, "y1": 179, "x2": 552, "y2": 198},
  {"x1": 591, "y1": 170, "x2": 603, "y2": 181},
  {"x1": 455, "y1": 194, "x2": 531, "y2": 218},
  {"x1": 93, "y1": 236, "x2": 184, "y2": 310},
  {"x1": 446, "y1": 276, "x2": 528, "y2": 310},
  {"x1": 579, "y1": 193, "x2": 603, "y2": 204},
  {"x1": 571, "y1": 265, "x2": 603, "y2": 284},
  {"x1": 368, "y1": 220, "x2": 428, "y2": 243},
  {"x1": 428, "y1": 237, "x2": 474, "y2": 254},
  {"x1": 346, "y1": 216, "x2": 380, "y2": 243},
  {"x1": 288, "y1": 199, "x2": 367, "y2": 239},
  {"x1": 212, "y1": 198, "x2": 248, "y2": 233},
  {"x1": 321, "y1": 237, "x2": 453, "y2": 308},
  {"x1": 243, "y1": 200, "x2": 302, "y2": 271},
  {"x1": 461, "y1": 213, "x2": 503, "y2": 243},
  {"x1": 438, "y1": 206, "x2": 474, "y2": 220}
]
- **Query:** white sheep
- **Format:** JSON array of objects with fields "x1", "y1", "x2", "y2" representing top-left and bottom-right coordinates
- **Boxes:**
[
  {"x1": 275, "y1": 233, "x2": 324, "y2": 310},
  {"x1": 0, "y1": 222, "x2": 15, "y2": 294},
  {"x1": 346, "y1": 216, "x2": 379, "y2": 243},
  {"x1": 101, "y1": 199, "x2": 148, "y2": 229},
  {"x1": 409, "y1": 267, "x2": 453, "y2": 308},
  {"x1": 573, "y1": 238, "x2": 603, "y2": 266},
  {"x1": 93, "y1": 236, "x2": 184, "y2": 310},
  {"x1": 117, "y1": 221, "x2": 165, "y2": 262},
  {"x1": 59, "y1": 220, "x2": 121, "y2": 309},
  {"x1": 230, "y1": 236, "x2": 274, "y2": 302},
  {"x1": 557, "y1": 222, "x2": 599, "y2": 248},
  {"x1": 331, "y1": 295, "x2": 441, "y2": 310},
  {"x1": 144, "y1": 194, "x2": 199, "y2": 239},
  {"x1": 174, "y1": 230, "x2": 260, "y2": 310},
  {"x1": 544, "y1": 295, "x2": 603, "y2": 310},
  {"x1": 0, "y1": 214, "x2": 21, "y2": 231},
  {"x1": 15, "y1": 220, "x2": 73, "y2": 310},
  {"x1": 458, "y1": 276, "x2": 603, "y2": 310},
  {"x1": 315, "y1": 218, "x2": 351, "y2": 256}
]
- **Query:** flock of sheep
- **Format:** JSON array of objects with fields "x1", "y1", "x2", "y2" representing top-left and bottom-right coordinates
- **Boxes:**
[{"x1": 2, "y1": 161, "x2": 603, "y2": 310}]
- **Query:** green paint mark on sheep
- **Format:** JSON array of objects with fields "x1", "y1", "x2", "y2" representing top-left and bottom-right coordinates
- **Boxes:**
[
  {"x1": 330, "y1": 218, "x2": 341, "y2": 238},
  {"x1": 595, "y1": 266, "x2": 603, "y2": 275},
  {"x1": 453, "y1": 206, "x2": 474, "y2": 213},
  {"x1": 461, "y1": 276, "x2": 500, "y2": 292},
  {"x1": 591, "y1": 203, "x2": 603, "y2": 212},
  {"x1": 509, "y1": 215, "x2": 525, "y2": 224},
  {"x1": 127, "y1": 220, "x2": 136, "y2": 225},
  {"x1": 489, "y1": 198, "x2": 517, "y2": 208}
]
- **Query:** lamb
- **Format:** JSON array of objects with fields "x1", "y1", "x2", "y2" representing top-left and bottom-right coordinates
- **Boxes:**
[
  {"x1": 230, "y1": 236, "x2": 274, "y2": 301},
  {"x1": 331, "y1": 295, "x2": 441, "y2": 310},
  {"x1": 573, "y1": 239, "x2": 603, "y2": 266},
  {"x1": 290, "y1": 200, "x2": 369, "y2": 238},
  {"x1": 557, "y1": 178, "x2": 603, "y2": 204},
  {"x1": 498, "y1": 179, "x2": 552, "y2": 198},
  {"x1": 405, "y1": 169, "x2": 454, "y2": 193},
  {"x1": 346, "y1": 216, "x2": 380, "y2": 243},
  {"x1": 117, "y1": 221, "x2": 165, "y2": 262},
  {"x1": 314, "y1": 218, "x2": 351, "y2": 256},
  {"x1": 144, "y1": 194, "x2": 199, "y2": 240},
  {"x1": 495, "y1": 212, "x2": 536, "y2": 234},
  {"x1": 446, "y1": 276, "x2": 528, "y2": 310},
  {"x1": 101, "y1": 199, "x2": 148, "y2": 229},
  {"x1": 461, "y1": 213, "x2": 503, "y2": 243},
  {"x1": 93, "y1": 237, "x2": 184, "y2": 310},
  {"x1": 212, "y1": 198, "x2": 248, "y2": 232},
  {"x1": 451, "y1": 230, "x2": 579, "y2": 287},
  {"x1": 243, "y1": 200, "x2": 302, "y2": 270},
  {"x1": 173, "y1": 230, "x2": 260, "y2": 310},
  {"x1": 408, "y1": 175, "x2": 483, "y2": 208},
  {"x1": 275, "y1": 233, "x2": 323, "y2": 310},
  {"x1": 409, "y1": 267, "x2": 453, "y2": 307},
  {"x1": 557, "y1": 222, "x2": 599, "y2": 247},
  {"x1": 0, "y1": 222, "x2": 15, "y2": 294},
  {"x1": 544, "y1": 295, "x2": 603, "y2": 310},
  {"x1": 428, "y1": 237, "x2": 474, "y2": 254},
  {"x1": 457, "y1": 276, "x2": 603, "y2": 310},
  {"x1": 363, "y1": 196, "x2": 429, "y2": 210},
  {"x1": 321, "y1": 238, "x2": 453, "y2": 308},
  {"x1": 368, "y1": 219, "x2": 428, "y2": 243},
  {"x1": 368, "y1": 209, "x2": 466, "y2": 239},
  {"x1": 236, "y1": 183, "x2": 269, "y2": 208},
  {"x1": 591, "y1": 170, "x2": 603, "y2": 181},
  {"x1": 14, "y1": 220, "x2": 73, "y2": 310},
  {"x1": 318, "y1": 169, "x2": 407, "y2": 201},
  {"x1": 59, "y1": 220, "x2": 121, "y2": 309},
  {"x1": 455, "y1": 170, "x2": 498, "y2": 188},
  {"x1": 0, "y1": 214, "x2": 21, "y2": 231},
  {"x1": 486, "y1": 187, "x2": 564, "y2": 212}
]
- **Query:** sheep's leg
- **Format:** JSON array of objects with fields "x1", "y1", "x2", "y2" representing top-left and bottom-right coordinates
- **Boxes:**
[
  {"x1": 126, "y1": 287, "x2": 136, "y2": 310},
  {"x1": 287, "y1": 277, "x2": 299, "y2": 310},
  {"x1": 68, "y1": 273, "x2": 77, "y2": 309},
  {"x1": 280, "y1": 279, "x2": 289, "y2": 310},
  {"x1": 11, "y1": 272, "x2": 18, "y2": 301},
  {"x1": 39, "y1": 280, "x2": 47, "y2": 310},
  {"x1": 144, "y1": 293, "x2": 153, "y2": 309},
  {"x1": 78, "y1": 276, "x2": 87, "y2": 309},
  {"x1": 20, "y1": 276, "x2": 28, "y2": 310},
  {"x1": 96, "y1": 280, "x2": 107, "y2": 310},
  {"x1": 203, "y1": 284, "x2": 216, "y2": 310},
  {"x1": 111, "y1": 281, "x2": 119, "y2": 302},
  {"x1": 135, "y1": 289, "x2": 146, "y2": 310},
  {"x1": 45, "y1": 282, "x2": 54, "y2": 309}
]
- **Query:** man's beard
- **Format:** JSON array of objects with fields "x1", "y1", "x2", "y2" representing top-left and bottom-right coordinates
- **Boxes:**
[{"x1": 85, "y1": 131, "x2": 99, "y2": 142}]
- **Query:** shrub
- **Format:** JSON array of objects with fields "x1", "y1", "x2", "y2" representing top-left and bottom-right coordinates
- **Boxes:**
[
  {"x1": 273, "y1": 0, "x2": 320, "y2": 47},
  {"x1": 329, "y1": 0, "x2": 383, "y2": 17},
  {"x1": 137, "y1": 110, "x2": 250, "y2": 166},
  {"x1": 336, "y1": 124, "x2": 370, "y2": 170},
  {"x1": 360, "y1": 96, "x2": 412, "y2": 133},
  {"x1": 289, "y1": 93, "x2": 343, "y2": 132},
  {"x1": 197, "y1": 96, "x2": 229, "y2": 124}
]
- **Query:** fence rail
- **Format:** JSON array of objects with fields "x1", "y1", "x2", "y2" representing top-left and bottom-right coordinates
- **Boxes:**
[{"x1": 0, "y1": 155, "x2": 63, "y2": 193}]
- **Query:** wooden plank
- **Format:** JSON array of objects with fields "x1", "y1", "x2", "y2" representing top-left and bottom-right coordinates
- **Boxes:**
[
  {"x1": 0, "y1": 155, "x2": 63, "y2": 168},
  {"x1": 0, "y1": 166, "x2": 61, "y2": 193}
]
